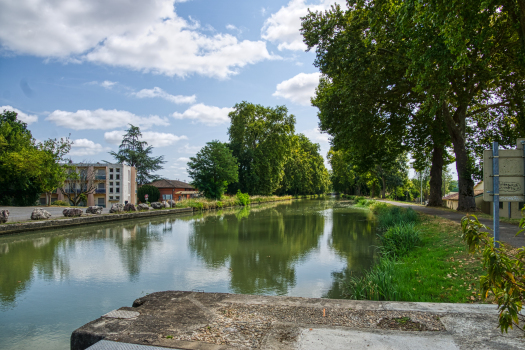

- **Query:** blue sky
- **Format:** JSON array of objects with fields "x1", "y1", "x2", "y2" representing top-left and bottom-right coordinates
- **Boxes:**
[{"x1": 0, "y1": 0, "x2": 347, "y2": 182}]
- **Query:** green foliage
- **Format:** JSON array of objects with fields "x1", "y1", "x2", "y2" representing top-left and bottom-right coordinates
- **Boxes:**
[
  {"x1": 278, "y1": 134, "x2": 330, "y2": 196},
  {"x1": 227, "y1": 102, "x2": 295, "y2": 195},
  {"x1": 137, "y1": 185, "x2": 160, "y2": 203},
  {"x1": 216, "y1": 201, "x2": 223, "y2": 208},
  {"x1": 108, "y1": 124, "x2": 165, "y2": 185},
  {"x1": 52, "y1": 200, "x2": 68, "y2": 206},
  {"x1": 172, "y1": 195, "x2": 291, "y2": 211},
  {"x1": 0, "y1": 110, "x2": 71, "y2": 206},
  {"x1": 461, "y1": 215, "x2": 525, "y2": 334},
  {"x1": 376, "y1": 207, "x2": 419, "y2": 230},
  {"x1": 187, "y1": 140, "x2": 239, "y2": 199},
  {"x1": 236, "y1": 190, "x2": 250, "y2": 206},
  {"x1": 380, "y1": 223, "x2": 421, "y2": 259}
]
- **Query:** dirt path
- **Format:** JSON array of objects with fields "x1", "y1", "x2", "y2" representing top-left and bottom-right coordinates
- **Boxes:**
[{"x1": 379, "y1": 200, "x2": 525, "y2": 247}]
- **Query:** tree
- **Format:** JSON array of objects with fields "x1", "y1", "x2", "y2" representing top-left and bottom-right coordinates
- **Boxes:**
[
  {"x1": 328, "y1": 149, "x2": 356, "y2": 194},
  {"x1": 278, "y1": 134, "x2": 330, "y2": 195},
  {"x1": 302, "y1": 1, "x2": 525, "y2": 211},
  {"x1": 137, "y1": 185, "x2": 160, "y2": 203},
  {"x1": 0, "y1": 110, "x2": 71, "y2": 206},
  {"x1": 58, "y1": 165, "x2": 97, "y2": 206},
  {"x1": 108, "y1": 124, "x2": 165, "y2": 185},
  {"x1": 227, "y1": 102, "x2": 295, "y2": 195},
  {"x1": 187, "y1": 140, "x2": 239, "y2": 199}
]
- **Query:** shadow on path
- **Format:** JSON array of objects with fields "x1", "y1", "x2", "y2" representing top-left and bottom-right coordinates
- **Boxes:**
[{"x1": 379, "y1": 200, "x2": 525, "y2": 248}]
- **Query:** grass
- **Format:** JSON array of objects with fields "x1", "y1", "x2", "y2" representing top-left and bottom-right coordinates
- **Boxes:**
[
  {"x1": 345, "y1": 201, "x2": 486, "y2": 303},
  {"x1": 172, "y1": 195, "x2": 292, "y2": 211}
]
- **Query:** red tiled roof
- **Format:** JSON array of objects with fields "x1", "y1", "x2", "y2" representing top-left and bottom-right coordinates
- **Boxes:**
[
  {"x1": 148, "y1": 179, "x2": 195, "y2": 189},
  {"x1": 442, "y1": 190, "x2": 484, "y2": 201}
]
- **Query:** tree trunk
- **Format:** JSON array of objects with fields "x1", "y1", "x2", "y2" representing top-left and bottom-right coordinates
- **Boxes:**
[
  {"x1": 427, "y1": 145, "x2": 444, "y2": 207},
  {"x1": 381, "y1": 174, "x2": 386, "y2": 199},
  {"x1": 443, "y1": 104, "x2": 476, "y2": 211}
]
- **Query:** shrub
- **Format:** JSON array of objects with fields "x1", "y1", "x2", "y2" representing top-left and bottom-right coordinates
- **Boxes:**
[
  {"x1": 137, "y1": 185, "x2": 160, "y2": 203},
  {"x1": 216, "y1": 201, "x2": 223, "y2": 208},
  {"x1": 379, "y1": 222, "x2": 421, "y2": 258},
  {"x1": 53, "y1": 200, "x2": 68, "y2": 206},
  {"x1": 376, "y1": 206, "x2": 419, "y2": 230},
  {"x1": 236, "y1": 190, "x2": 250, "y2": 206}
]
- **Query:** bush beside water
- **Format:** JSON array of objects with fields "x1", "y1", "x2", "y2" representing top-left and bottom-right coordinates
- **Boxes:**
[{"x1": 173, "y1": 194, "x2": 291, "y2": 211}]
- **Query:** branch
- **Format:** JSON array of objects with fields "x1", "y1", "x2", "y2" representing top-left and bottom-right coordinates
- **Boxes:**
[{"x1": 466, "y1": 102, "x2": 510, "y2": 117}]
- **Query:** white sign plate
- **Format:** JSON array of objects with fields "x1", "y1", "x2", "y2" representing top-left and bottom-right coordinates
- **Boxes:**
[{"x1": 483, "y1": 149, "x2": 525, "y2": 202}]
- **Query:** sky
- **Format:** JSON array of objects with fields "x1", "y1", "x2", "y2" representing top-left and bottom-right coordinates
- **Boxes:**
[{"x1": 0, "y1": 0, "x2": 350, "y2": 182}]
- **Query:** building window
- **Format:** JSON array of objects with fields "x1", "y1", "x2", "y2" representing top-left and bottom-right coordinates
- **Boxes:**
[
  {"x1": 116, "y1": 174, "x2": 120, "y2": 180},
  {"x1": 116, "y1": 182, "x2": 120, "y2": 186},
  {"x1": 116, "y1": 188, "x2": 120, "y2": 193},
  {"x1": 110, "y1": 182, "x2": 113, "y2": 186},
  {"x1": 98, "y1": 183, "x2": 105, "y2": 189},
  {"x1": 110, "y1": 174, "x2": 113, "y2": 180},
  {"x1": 163, "y1": 194, "x2": 173, "y2": 200},
  {"x1": 109, "y1": 196, "x2": 113, "y2": 199},
  {"x1": 520, "y1": 202, "x2": 525, "y2": 210},
  {"x1": 116, "y1": 196, "x2": 120, "y2": 200},
  {"x1": 499, "y1": 202, "x2": 504, "y2": 209},
  {"x1": 97, "y1": 198, "x2": 105, "y2": 205},
  {"x1": 110, "y1": 188, "x2": 113, "y2": 193},
  {"x1": 109, "y1": 168, "x2": 113, "y2": 172},
  {"x1": 116, "y1": 168, "x2": 120, "y2": 172}
]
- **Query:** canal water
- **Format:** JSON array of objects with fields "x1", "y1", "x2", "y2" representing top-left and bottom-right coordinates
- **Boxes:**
[{"x1": 0, "y1": 199, "x2": 377, "y2": 350}]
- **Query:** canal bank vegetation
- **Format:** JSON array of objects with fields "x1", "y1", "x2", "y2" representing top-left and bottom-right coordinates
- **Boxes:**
[
  {"x1": 172, "y1": 193, "x2": 292, "y2": 211},
  {"x1": 344, "y1": 201, "x2": 485, "y2": 304}
]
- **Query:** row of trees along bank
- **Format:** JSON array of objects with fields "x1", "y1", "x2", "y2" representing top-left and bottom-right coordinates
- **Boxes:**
[
  {"x1": 302, "y1": 1, "x2": 525, "y2": 210},
  {"x1": 188, "y1": 102, "x2": 330, "y2": 199}
]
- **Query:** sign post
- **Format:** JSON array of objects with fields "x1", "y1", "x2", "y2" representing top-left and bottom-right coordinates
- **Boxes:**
[
  {"x1": 483, "y1": 138, "x2": 525, "y2": 248},
  {"x1": 145, "y1": 194, "x2": 149, "y2": 202},
  {"x1": 493, "y1": 142, "x2": 500, "y2": 248}
]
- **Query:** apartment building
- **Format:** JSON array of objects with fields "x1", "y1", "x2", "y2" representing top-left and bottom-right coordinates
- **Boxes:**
[{"x1": 40, "y1": 163, "x2": 137, "y2": 207}]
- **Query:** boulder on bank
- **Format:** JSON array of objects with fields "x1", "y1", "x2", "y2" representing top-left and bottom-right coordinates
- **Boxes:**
[
  {"x1": 161, "y1": 201, "x2": 171, "y2": 208},
  {"x1": 124, "y1": 203, "x2": 137, "y2": 212},
  {"x1": 0, "y1": 210, "x2": 9, "y2": 223},
  {"x1": 167, "y1": 200, "x2": 176, "y2": 208},
  {"x1": 109, "y1": 203, "x2": 124, "y2": 213},
  {"x1": 137, "y1": 203, "x2": 151, "y2": 211},
  {"x1": 31, "y1": 208, "x2": 51, "y2": 220},
  {"x1": 86, "y1": 206, "x2": 103, "y2": 215},
  {"x1": 63, "y1": 208, "x2": 83, "y2": 217},
  {"x1": 151, "y1": 202, "x2": 163, "y2": 209}
]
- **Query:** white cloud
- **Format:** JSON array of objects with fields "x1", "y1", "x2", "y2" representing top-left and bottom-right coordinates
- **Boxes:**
[
  {"x1": 273, "y1": 72, "x2": 320, "y2": 105},
  {"x1": 0, "y1": 105, "x2": 38, "y2": 124},
  {"x1": 69, "y1": 138, "x2": 109, "y2": 156},
  {"x1": 302, "y1": 127, "x2": 330, "y2": 144},
  {"x1": 132, "y1": 87, "x2": 196, "y2": 104},
  {"x1": 178, "y1": 143, "x2": 202, "y2": 154},
  {"x1": 100, "y1": 81, "x2": 117, "y2": 89},
  {"x1": 262, "y1": 0, "x2": 346, "y2": 51},
  {"x1": 46, "y1": 109, "x2": 169, "y2": 130},
  {"x1": 176, "y1": 157, "x2": 191, "y2": 162},
  {"x1": 0, "y1": 0, "x2": 275, "y2": 78},
  {"x1": 172, "y1": 103, "x2": 233, "y2": 125},
  {"x1": 104, "y1": 130, "x2": 187, "y2": 147}
]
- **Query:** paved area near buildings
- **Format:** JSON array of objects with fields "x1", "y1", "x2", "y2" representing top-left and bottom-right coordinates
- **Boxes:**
[
  {"x1": 0, "y1": 206, "x2": 110, "y2": 222},
  {"x1": 379, "y1": 200, "x2": 525, "y2": 247},
  {"x1": 73, "y1": 291, "x2": 524, "y2": 350}
]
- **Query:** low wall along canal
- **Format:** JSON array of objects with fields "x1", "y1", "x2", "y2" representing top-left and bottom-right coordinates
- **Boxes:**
[{"x1": 0, "y1": 199, "x2": 378, "y2": 350}]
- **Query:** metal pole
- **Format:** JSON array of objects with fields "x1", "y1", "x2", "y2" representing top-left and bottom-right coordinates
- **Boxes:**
[
  {"x1": 508, "y1": 202, "x2": 511, "y2": 219},
  {"x1": 493, "y1": 142, "x2": 500, "y2": 248},
  {"x1": 420, "y1": 171, "x2": 423, "y2": 205}
]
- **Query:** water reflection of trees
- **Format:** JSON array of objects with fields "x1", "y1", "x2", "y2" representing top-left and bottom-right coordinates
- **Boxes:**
[
  {"x1": 0, "y1": 216, "x2": 171, "y2": 309},
  {"x1": 325, "y1": 208, "x2": 379, "y2": 299},
  {"x1": 188, "y1": 203, "x2": 325, "y2": 295}
]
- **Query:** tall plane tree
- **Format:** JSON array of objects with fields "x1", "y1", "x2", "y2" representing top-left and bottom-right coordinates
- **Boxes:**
[
  {"x1": 302, "y1": 1, "x2": 525, "y2": 211},
  {"x1": 108, "y1": 124, "x2": 165, "y2": 185}
]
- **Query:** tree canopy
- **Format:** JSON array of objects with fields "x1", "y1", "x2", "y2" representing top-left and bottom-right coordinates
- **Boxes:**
[
  {"x1": 0, "y1": 110, "x2": 71, "y2": 205},
  {"x1": 228, "y1": 102, "x2": 295, "y2": 195},
  {"x1": 302, "y1": 0, "x2": 525, "y2": 210},
  {"x1": 108, "y1": 124, "x2": 165, "y2": 185},
  {"x1": 187, "y1": 140, "x2": 239, "y2": 199}
]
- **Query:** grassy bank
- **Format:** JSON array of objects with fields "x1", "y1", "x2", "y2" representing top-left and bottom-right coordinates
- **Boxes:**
[
  {"x1": 344, "y1": 200, "x2": 485, "y2": 303},
  {"x1": 172, "y1": 195, "x2": 292, "y2": 211}
]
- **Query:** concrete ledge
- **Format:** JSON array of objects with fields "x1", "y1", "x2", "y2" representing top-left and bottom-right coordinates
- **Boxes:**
[
  {"x1": 0, "y1": 208, "x2": 193, "y2": 236},
  {"x1": 71, "y1": 291, "x2": 523, "y2": 350}
]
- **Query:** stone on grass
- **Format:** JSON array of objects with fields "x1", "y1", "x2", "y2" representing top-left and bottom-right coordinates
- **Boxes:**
[
  {"x1": 31, "y1": 208, "x2": 51, "y2": 220},
  {"x1": 124, "y1": 203, "x2": 137, "y2": 212},
  {"x1": 167, "y1": 200, "x2": 176, "y2": 208},
  {"x1": 0, "y1": 210, "x2": 9, "y2": 223},
  {"x1": 161, "y1": 201, "x2": 171, "y2": 208},
  {"x1": 109, "y1": 203, "x2": 124, "y2": 213},
  {"x1": 63, "y1": 208, "x2": 83, "y2": 217},
  {"x1": 151, "y1": 202, "x2": 163, "y2": 209},
  {"x1": 86, "y1": 206, "x2": 103, "y2": 215},
  {"x1": 137, "y1": 203, "x2": 150, "y2": 211}
]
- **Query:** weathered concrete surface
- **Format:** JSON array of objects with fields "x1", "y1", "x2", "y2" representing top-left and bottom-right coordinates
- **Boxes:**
[
  {"x1": 0, "y1": 207, "x2": 193, "y2": 236},
  {"x1": 71, "y1": 291, "x2": 524, "y2": 350},
  {"x1": 379, "y1": 200, "x2": 525, "y2": 247}
]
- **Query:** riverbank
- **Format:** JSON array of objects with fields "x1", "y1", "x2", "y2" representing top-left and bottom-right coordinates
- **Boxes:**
[
  {"x1": 343, "y1": 201, "x2": 487, "y2": 304},
  {"x1": 72, "y1": 290, "x2": 522, "y2": 350}
]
